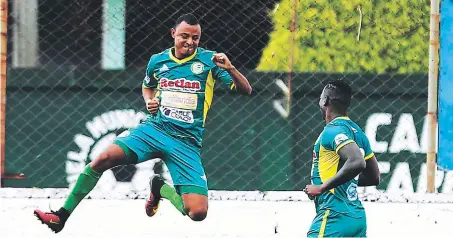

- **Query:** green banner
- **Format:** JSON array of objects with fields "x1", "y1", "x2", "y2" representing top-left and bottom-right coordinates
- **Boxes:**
[{"x1": 5, "y1": 69, "x2": 445, "y2": 194}]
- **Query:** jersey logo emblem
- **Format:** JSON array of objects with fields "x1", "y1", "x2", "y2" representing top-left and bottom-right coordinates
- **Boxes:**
[
  {"x1": 160, "y1": 78, "x2": 201, "y2": 91},
  {"x1": 347, "y1": 183, "x2": 358, "y2": 201},
  {"x1": 159, "y1": 64, "x2": 169, "y2": 72},
  {"x1": 161, "y1": 107, "x2": 194, "y2": 123},
  {"x1": 334, "y1": 133, "x2": 349, "y2": 146},
  {"x1": 191, "y1": 62, "x2": 204, "y2": 74}
]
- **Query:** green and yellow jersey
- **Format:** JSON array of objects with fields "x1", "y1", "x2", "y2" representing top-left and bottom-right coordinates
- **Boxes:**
[
  {"x1": 142, "y1": 47, "x2": 234, "y2": 147},
  {"x1": 311, "y1": 117, "x2": 374, "y2": 217}
]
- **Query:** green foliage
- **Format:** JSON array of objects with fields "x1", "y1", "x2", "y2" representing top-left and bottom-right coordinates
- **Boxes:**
[{"x1": 257, "y1": 0, "x2": 429, "y2": 73}]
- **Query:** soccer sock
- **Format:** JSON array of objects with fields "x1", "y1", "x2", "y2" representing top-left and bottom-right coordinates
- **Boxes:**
[
  {"x1": 61, "y1": 164, "x2": 102, "y2": 217},
  {"x1": 160, "y1": 184, "x2": 186, "y2": 215}
]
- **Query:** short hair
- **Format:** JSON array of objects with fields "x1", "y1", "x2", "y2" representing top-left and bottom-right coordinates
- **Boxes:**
[
  {"x1": 174, "y1": 13, "x2": 199, "y2": 28},
  {"x1": 325, "y1": 79, "x2": 352, "y2": 112}
]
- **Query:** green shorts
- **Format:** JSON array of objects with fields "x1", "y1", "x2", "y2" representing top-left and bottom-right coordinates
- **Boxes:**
[
  {"x1": 114, "y1": 122, "x2": 208, "y2": 196},
  {"x1": 307, "y1": 209, "x2": 367, "y2": 238}
]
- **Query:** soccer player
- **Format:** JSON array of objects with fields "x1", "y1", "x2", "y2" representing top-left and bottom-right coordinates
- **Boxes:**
[
  {"x1": 303, "y1": 79, "x2": 380, "y2": 237},
  {"x1": 34, "y1": 13, "x2": 252, "y2": 233}
]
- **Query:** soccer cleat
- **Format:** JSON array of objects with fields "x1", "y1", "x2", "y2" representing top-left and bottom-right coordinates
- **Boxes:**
[
  {"x1": 145, "y1": 174, "x2": 164, "y2": 217},
  {"x1": 34, "y1": 209, "x2": 68, "y2": 233}
]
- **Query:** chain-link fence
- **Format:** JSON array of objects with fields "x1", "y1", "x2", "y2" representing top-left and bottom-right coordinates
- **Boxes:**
[{"x1": 3, "y1": 0, "x2": 442, "y2": 196}]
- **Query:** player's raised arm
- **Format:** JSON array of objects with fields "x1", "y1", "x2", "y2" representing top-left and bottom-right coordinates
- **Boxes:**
[
  {"x1": 212, "y1": 53, "x2": 252, "y2": 95},
  {"x1": 358, "y1": 155, "x2": 380, "y2": 186}
]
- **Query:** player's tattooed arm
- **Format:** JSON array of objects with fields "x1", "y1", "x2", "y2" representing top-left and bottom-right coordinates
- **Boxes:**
[
  {"x1": 320, "y1": 143, "x2": 366, "y2": 192},
  {"x1": 358, "y1": 156, "x2": 380, "y2": 186},
  {"x1": 212, "y1": 53, "x2": 252, "y2": 95}
]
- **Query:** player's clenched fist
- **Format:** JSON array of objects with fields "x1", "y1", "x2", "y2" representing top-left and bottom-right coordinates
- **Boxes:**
[
  {"x1": 146, "y1": 98, "x2": 160, "y2": 115},
  {"x1": 212, "y1": 53, "x2": 234, "y2": 70},
  {"x1": 304, "y1": 184, "x2": 324, "y2": 199}
]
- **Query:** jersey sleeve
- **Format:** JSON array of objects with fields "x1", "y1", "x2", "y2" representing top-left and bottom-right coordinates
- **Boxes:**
[
  {"x1": 143, "y1": 55, "x2": 158, "y2": 89},
  {"x1": 321, "y1": 125, "x2": 355, "y2": 153},
  {"x1": 361, "y1": 135, "x2": 375, "y2": 160},
  {"x1": 211, "y1": 62, "x2": 235, "y2": 90}
]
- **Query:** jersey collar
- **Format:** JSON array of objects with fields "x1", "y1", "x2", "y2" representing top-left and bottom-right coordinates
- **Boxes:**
[
  {"x1": 329, "y1": 116, "x2": 350, "y2": 124},
  {"x1": 169, "y1": 47, "x2": 197, "y2": 64}
]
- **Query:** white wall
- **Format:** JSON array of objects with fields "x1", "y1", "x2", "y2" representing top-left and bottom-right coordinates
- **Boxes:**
[{"x1": 1, "y1": 193, "x2": 452, "y2": 238}]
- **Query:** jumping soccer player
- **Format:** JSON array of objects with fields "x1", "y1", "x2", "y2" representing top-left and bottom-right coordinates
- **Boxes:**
[
  {"x1": 304, "y1": 79, "x2": 380, "y2": 237},
  {"x1": 34, "y1": 13, "x2": 252, "y2": 233}
]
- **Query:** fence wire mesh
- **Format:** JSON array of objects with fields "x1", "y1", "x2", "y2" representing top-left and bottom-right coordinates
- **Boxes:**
[{"x1": 4, "y1": 0, "x2": 440, "y2": 196}]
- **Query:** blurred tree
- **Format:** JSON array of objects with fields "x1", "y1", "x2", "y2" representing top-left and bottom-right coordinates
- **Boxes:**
[{"x1": 257, "y1": 0, "x2": 430, "y2": 73}]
